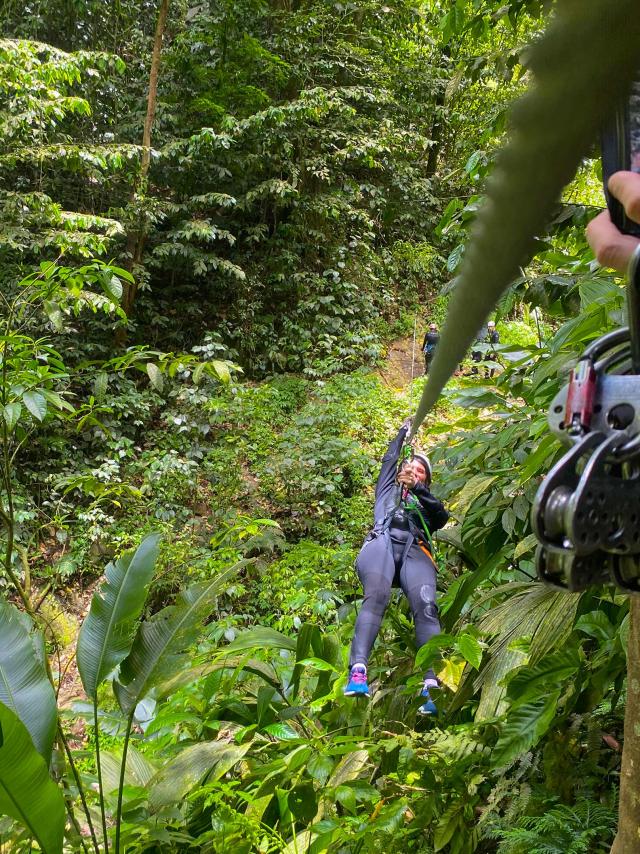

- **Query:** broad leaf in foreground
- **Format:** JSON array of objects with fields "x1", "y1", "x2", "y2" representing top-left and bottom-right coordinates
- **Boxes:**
[
  {"x1": 412, "y1": 0, "x2": 640, "y2": 434},
  {"x1": 0, "y1": 702, "x2": 65, "y2": 854},
  {"x1": 115, "y1": 564, "x2": 240, "y2": 715},
  {"x1": 224, "y1": 625, "x2": 297, "y2": 654},
  {"x1": 492, "y1": 690, "x2": 560, "y2": 768},
  {"x1": 148, "y1": 740, "x2": 250, "y2": 811},
  {"x1": 0, "y1": 601, "x2": 57, "y2": 758},
  {"x1": 77, "y1": 532, "x2": 160, "y2": 699}
]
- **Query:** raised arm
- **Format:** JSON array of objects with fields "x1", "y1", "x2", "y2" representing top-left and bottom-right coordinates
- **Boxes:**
[{"x1": 374, "y1": 423, "x2": 409, "y2": 505}]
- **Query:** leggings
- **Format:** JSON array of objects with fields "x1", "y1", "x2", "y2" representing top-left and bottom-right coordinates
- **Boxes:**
[{"x1": 348, "y1": 531, "x2": 440, "y2": 679}]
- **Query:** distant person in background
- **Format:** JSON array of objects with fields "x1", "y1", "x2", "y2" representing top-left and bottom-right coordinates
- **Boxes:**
[
  {"x1": 471, "y1": 320, "x2": 500, "y2": 376},
  {"x1": 486, "y1": 320, "x2": 500, "y2": 377},
  {"x1": 422, "y1": 323, "x2": 439, "y2": 375}
]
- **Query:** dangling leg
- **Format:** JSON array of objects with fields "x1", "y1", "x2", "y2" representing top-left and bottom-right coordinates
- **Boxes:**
[
  {"x1": 400, "y1": 545, "x2": 441, "y2": 713},
  {"x1": 346, "y1": 536, "x2": 395, "y2": 696}
]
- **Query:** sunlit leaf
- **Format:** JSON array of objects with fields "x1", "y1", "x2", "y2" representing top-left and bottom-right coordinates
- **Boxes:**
[
  {"x1": 22, "y1": 390, "x2": 47, "y2": 421},
  {"x1": 146, "y1": 362, "x2": 164, "y2": 392},
  {"x1": 437, "y1": 657, "x2": 465, "y2": 691}
]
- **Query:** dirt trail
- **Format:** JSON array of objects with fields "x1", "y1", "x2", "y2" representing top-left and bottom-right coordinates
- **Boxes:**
[{"x1": 378, "y1": 336, "x2": 423, "y2": 388}]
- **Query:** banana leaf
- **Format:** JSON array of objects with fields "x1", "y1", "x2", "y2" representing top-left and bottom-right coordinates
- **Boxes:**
[
  {"x1": 148, "y1": 739, "x2": 251, "y2": 811},
  {"x1": 0, "y1": 601, "x2": 57, "y2": 758},
  {"x1": 115, "y1": 563, "x2": 240, "y2": 715},
  {"x1": 223, "y1": 625, "x2": 297, "y2": 654},
  {"x1": 77, "y1": 532, "x2": 160, "y2": 700},
  {"x1": 100, "y1": 743, "x2": 157, "y2": 794},
  {"x1": 0, "y1": 702, "x2": 64, "y2": 854}
]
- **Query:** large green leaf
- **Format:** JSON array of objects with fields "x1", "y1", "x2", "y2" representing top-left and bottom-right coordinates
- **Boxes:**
[
  {"x1": 223, "y1": 626, "x2": 297, "y2": 654},
  {"x1": 100, "y1": 743, "x2": 157, "y2": 794},
  {"x1": 492, "y1": 690, "x2": 560, "y2": 768},
  {"x1": 0, "y1": 601, "x2": 57, "y2": 758},
  {"x1": 471, "y1": 583, "x2": 579, "y2": 719},
  {"x1": 114, "y1": 564, "x2": 240, "y2": 715},
  {"x1": 77, "y1": 533, "x2": 160, "y2": 699},
  {"x1": 411, "y1": 0, "x2": 640, "y2": 434},
  {"x1": 148, "y1": 740, "x2": 251, "y2": 811},
  {"x1": 0, "y1": 702, "x2": 65, "y2": 854},
  {"x1": 506, "y1": 646, "x2": 581, "y2": 706}
]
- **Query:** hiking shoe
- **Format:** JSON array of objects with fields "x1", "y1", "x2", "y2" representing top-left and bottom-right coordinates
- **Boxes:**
[
  {"x1": 418, "y1": 693, "x2": 438, "y2": 716},
  {"x1": 418, "y1": 678, "x2": 438, "y2": 716},
  {"x1": 344, "y1": 664, "x2": 370, "y2": 698}
]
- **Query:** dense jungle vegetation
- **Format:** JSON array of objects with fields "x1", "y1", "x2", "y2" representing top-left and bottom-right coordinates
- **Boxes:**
[{"x1": 0, "y1": 0, "x2": 635, "y2": 851}]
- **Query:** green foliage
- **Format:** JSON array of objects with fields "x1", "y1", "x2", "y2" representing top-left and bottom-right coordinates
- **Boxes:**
[
  {"x1": 0, "y1": 1, "x2": 634, "y2": 851},
  {"x1": 0, "y1": 702, "x2": 65, "y2": 854},
  {"x1": 0, "y1": 38, "x2": 134, "y2": 262},
  {"x1": 490, "y1": 799, "x2": 617, "y2": 853},
  {"x1": 77, "y1": 533, "x2": 160, "y2": 699},
  {"x1": 0, "y1": 602, "x2": 57, "y2": 758},
  {"x1": 115, "y1": 564, "x2": 242, "y2": 715},
  {"x1": 257, "y1": 540, "x2": 357, "y2": 631}
]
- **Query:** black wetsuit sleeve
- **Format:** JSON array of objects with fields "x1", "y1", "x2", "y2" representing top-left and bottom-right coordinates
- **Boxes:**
[
  {"x1": 412, "y1": 483, "x2": 449, "y2": 532},
  {"x1": 421, "y1": 333, "x2": 428, "y2": 351},
  {"x1": 374, "y1": 425, "x2": 408, "y2": 506}
]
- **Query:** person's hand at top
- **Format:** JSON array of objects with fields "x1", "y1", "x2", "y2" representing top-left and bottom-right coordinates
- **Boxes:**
[{"x1": 586, "y1": 171, "x2": 640, "y2": 272}]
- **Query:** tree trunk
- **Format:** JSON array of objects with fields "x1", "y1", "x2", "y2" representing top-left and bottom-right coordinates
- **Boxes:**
[
  {"x1": 611, "y1": 598, "x2": 640, "y2": 854},
  {"x1": 426, "y1": 45, "x2": 450, "y2": 179},
  {"x1": 121, "y1": 0, "x2": 170, "y2": 320}
]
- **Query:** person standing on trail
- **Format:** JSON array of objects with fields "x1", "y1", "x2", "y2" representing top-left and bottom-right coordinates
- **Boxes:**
[
  {"x1": 471, "y1": 319, "x2": 500, "y2": 375},
  {"x1": 344, "y1": 419, "x2": 449, "y2": 715},
  {"x1": 486, "y1": 320, "x2": 500, "y2": 377},
  {"x1": 422, "y1": 323, "x2": 440, "y2": 375}
]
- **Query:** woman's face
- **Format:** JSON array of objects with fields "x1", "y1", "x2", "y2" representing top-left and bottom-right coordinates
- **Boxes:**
[{"x1": 406, "y1": 459, "x2": 427, "y2": 484}]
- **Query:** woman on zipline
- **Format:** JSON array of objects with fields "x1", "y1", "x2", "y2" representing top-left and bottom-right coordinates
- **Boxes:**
[{"x1": 344, "y1": 419, "x2": 449, "y2": 715}]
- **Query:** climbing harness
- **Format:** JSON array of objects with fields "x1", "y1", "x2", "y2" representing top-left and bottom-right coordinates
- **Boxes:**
[
  {"x1": 404, "y1": 494, "x2": 443, "y2": 572},
  {"x1": 533, "y1": 247, "x2": 640, "y2": 592}
]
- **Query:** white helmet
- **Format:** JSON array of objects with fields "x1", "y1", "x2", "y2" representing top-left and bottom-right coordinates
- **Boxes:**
[{"x1": 412, "y1": 452, "x2": 432, "y2": 482}]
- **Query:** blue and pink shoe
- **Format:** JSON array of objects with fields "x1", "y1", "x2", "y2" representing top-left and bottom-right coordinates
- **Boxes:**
[{"x1": 344, "y1": 664, "x2": 370, "y2": 697}]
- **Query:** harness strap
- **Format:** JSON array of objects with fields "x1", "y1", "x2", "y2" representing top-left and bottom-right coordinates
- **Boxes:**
[
  {"x1": 417, "y1": 541, "x2": 434, "y2": 562},
  {"x1": 374, "y1": 491, "x2": 440, "y2": 569}
]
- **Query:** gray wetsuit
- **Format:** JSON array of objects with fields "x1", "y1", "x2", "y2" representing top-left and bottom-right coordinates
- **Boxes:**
[{"x1": 349, "y1": 425, "x2": 449, "y2": 678}]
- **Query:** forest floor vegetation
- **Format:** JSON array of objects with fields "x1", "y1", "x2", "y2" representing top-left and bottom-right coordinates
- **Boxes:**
[{"x1": 3, "y1": 312, "x2": 622, "y2": 853}]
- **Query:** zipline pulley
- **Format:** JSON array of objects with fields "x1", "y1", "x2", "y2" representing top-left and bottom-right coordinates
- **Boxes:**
[{"x1": 533, "y1": 250, "x2": 640, "y2": 592}]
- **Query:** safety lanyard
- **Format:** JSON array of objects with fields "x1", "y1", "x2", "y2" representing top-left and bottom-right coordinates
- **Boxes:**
[{"x1": 402, "y1": 494, "x2": 443, "y2": 571}]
